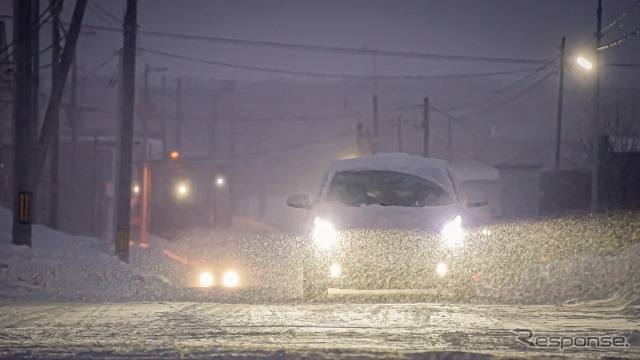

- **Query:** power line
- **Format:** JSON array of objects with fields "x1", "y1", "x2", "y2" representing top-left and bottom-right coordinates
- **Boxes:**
[
  {"x1": 68, "y1": 23, "x2": 549, "y2": 64},
  {"x1": 598, "y1": 25, "x2": 640, "y2": 50},
  {"x1": 433, "y1": 71, "x2": 556, "y2": 122},
  {"x1": 88, "y1": 0, "x2": 122, "y2": 26},
  {"x1": 140, "y1": 47, "x2": 546, "y2": 80},
  {"x1": 602, "y1": 0, "x2": 640, "y2": 34},
  {"x1": 440, "y1": 57, "x2": 558, "y2": 112},
  {"x1": 81, "y1": 49, "x2": 120, "y2": 80},
  {"x1": 230, "y1": 131, "x2": 353, "y2": 159}
]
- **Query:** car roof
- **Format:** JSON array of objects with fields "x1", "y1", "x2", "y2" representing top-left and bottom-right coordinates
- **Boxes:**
[{"x1": 329, "y1": 153, "x2": 451, "y2": 174}]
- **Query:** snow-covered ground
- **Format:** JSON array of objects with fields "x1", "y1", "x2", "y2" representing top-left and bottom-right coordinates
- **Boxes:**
[
  {"x1": 0, "y1": 207, "x2": 300, "y2": 303},
  {"x1": 2, "y1": 204, "x2": 640, "y2": 307},
  {"x1": 0, "y1": 207, "x2": 183, "y2": 302},
  {"x1": 0, "y1": 301, "x2": 639, "y2": 359}
]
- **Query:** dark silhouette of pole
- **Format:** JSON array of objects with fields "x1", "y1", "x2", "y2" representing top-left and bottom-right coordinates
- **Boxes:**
[
  {"x1": 49, "y1": 0, "x2": 63, "y2": 228},
  {"x1": 31, "y1": 0, "x2": 87, "y2": 191},
  {"x1": 590, "y1": 0, "x2": 602, "y2": 212},
  {"x1": 397, "y1": 116, "x2": 403, "y2": 153},
  {"x1": 446, "y1": 116, "x2": 452, "y2": 163},
  {"x1": 372, "y1": 94, "x2": 378, "y2": 153},
  {"x1": 554, "y1": 37, "x2": 565, "y2": 171},
  {"x1": 30, "y1": 0, "x2": 39, "y2": 147},
  {"x1": 422, "y1": 97, "x2": 430, "y2": 157},
  {"x1": 114, "y1": 0, "x2": 137, "y2": 262},
  {"x1": 176, "y1": 77, "x2": 182, "y2": 150},
  {"x1": 12, "y1": 0, "x2": 34, "y2": 246}
]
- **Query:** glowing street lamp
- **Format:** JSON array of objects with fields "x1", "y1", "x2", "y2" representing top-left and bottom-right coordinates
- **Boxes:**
[{"x1": 576, "y1": 56, "x2": 594, "y2": 70}]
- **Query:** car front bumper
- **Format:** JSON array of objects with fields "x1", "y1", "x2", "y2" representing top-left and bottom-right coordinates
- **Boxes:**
[{"x1": 303, "y1": 229, "x2": 479, "y2": 291}]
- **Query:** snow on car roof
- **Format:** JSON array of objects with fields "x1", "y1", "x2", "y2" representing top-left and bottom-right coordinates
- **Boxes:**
[
  {"x1": 327, "y1": 153, "x2": 455, "y2": 193},
  {"x1": 329, "y1": 153, "x2": 451, "y2": 173}
]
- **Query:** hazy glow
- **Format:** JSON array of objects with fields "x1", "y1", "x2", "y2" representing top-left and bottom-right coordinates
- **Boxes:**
[
  {"x1": 176, "y1": 183, "x2": 189, "y2": 197},
  {"x1": 442, "y1": 216, "x2": 463, "y2": 248},
  {"x1": 223, "y1": 271, "x2": 240, "y2": 287},
  {"x1": 436, "y1": 263, "x2": 447, "y2": 277},
  {"x1": 199, "y1": 271, "x2": 214, "y2": 287},
  {"x1": 330, "y1": 263, "x2": 341, "y2": 278},
  {"x1": 576, "y1": 56, "x2": 593, "y2": 70},
  {"x1": 313, "y1": 217, "x2": 338, "y2": 251}
]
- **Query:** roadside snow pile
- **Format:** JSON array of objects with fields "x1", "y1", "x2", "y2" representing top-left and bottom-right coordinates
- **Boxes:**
[
  {"x1": 481, "y1": 241, "x2": 640, "y2": 306},
  {"x1": 0, "y1": 208, "x2": 178, "y2": 302}
]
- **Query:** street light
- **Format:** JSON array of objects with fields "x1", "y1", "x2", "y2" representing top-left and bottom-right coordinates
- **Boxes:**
[{"x1": 577, "y1": 56, "x2": 594, "y2": 70}]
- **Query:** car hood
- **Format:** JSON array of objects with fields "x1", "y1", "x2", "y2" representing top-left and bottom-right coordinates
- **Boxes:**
[{"x1": 312, "y1": 201, "x2": 463, "y2": 232}]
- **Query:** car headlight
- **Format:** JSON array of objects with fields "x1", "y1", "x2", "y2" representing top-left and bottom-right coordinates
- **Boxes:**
[
  {"x1": 441, "y1": 215, "x2": 464, "y2": 248},
  {"x1": 175, "y1": 181, "x2": 190, "y2": 198},
  {"x1": 312, "y1": 217, "x2": 338, "y2": 251},
  {"x1": 222, "y1": 270, "x2": 240, "y2": 288},
  {"x1": 199, "y1": 271, "x2": 214, "y2": 287}
]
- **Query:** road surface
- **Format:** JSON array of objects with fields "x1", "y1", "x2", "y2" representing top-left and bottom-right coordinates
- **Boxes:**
[{"x1": 1, "y1": 301, "x2": 639, "y2": 359}]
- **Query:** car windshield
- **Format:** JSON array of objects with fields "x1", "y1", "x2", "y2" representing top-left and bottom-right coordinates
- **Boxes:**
[{"x1": 326, "y1": 170, "x2": 455, "y2": 207}]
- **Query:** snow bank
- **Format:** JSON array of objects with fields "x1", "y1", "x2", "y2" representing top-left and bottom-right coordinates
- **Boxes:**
[{"x1": 0, "y1": 208, "x2": 178, "y2": 302}]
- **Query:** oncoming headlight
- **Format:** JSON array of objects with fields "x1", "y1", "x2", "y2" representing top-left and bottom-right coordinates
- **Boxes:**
[
  {"x1": 199, "y1": 271, "x2": 214, "y2": 287},
  {"x1": 175, "y1": 181, "x2": 190, "y2": 198},
  {"x1": 441, "y1": 215, "x2": 464, "y2": 248},
  {"x1": 222, "y1": 270, "x2": 240, "y2": 288},
  {"x1": 312, "y1": 217, "x2": 338, "y2": 251}
]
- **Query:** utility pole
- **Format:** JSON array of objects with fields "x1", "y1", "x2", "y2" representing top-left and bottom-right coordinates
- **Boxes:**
[
  {"x1": 69, "y1": 55, "x2": 78, "y2": 183},
  {"x1": 49, "y1": 0, "x2": 62, "y2": 228},
  {"x1": 397, "y1": 116, "x2": 403, "y2": 153},
  {"x1": 422, "y1": 97, "x2": 430, "y2": 158},
  {"x1": 0, "y1": 21, "x2": 9, "y2": 207},
  {"x1": 372, "y1": 94, "x2": 379, "y2": 154},
  {"x1": 590, "y1": 0, "x2": 602, "y2": 212},
  {"x1": 356, "y1": 123, "x2": 364, "y2": 156},
  {"x1": 31, "y1": 0, "x2": 87, "y2": 190},
  {"x1": 554, "y1": 37, "x2": 565, "y2": 171},
  {"x1": 31, "y1": 0, "x2": 39, "y2": 147},
  {"x1": 446, "y1": 115, "x2": 452, "y2": 163},
  {"x1": 161, "y1": 75, "x2": 167, "y2": 158},
  {"x1": 140, "y1": 63, "x2": 150, "y2": 245},
  {"x1": 208, "y1": 94, "x2": 218, "y2": 226},
  {"x1": 176, "y1": 77, "x2": 182, "y2": 150},
  {"x1": 12, "y1": 0, "x2": 34, "y2": 246},
  {"x1": 114, "y1": 0, "x2": 137, "y2": 262},
  {"x1": 371, "y1": 52, "x2": 379, "y2": 154}
]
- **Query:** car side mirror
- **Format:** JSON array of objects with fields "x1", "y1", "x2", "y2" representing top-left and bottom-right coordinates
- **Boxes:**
[
  {"x1": 286, "y1": 194, "x2": 311, "y2": 210},
  {"x1": 467, "y1": 201, "x2": 489, "y2": 208}
]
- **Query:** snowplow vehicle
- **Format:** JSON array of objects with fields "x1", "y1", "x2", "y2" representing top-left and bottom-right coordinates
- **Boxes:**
[{"x1": 287, "y1": 153, "x2": 488, "y2": 301}]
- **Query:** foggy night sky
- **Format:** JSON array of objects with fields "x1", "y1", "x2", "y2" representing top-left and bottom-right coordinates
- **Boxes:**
[{"x1": 1, "y1": 0, "x2": 638, "y2": 84}]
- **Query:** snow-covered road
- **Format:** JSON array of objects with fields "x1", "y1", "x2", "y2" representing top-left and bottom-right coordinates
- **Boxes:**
[{"x1": 1, "y1": 301, "x2": 639, "y2": 359}]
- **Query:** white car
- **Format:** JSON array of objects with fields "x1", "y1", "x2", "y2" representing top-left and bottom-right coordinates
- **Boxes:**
[{"x1": 287, "y1": 153, "x2": 487, "y2": 301}]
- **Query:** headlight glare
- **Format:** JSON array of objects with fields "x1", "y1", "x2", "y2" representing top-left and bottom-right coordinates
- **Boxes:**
[
  {"x1": 312, "y1": 217, "x2": 338, "y2": 251},
  {"x1": 199, "y1": 271, "x2": 214, "y2": 287},
  {"x1": 441, "y1": 215, "x2": 463, "y2": 248},
  {"x1": 222, "y1": 271, "x2": 240, "y2": 287}
]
